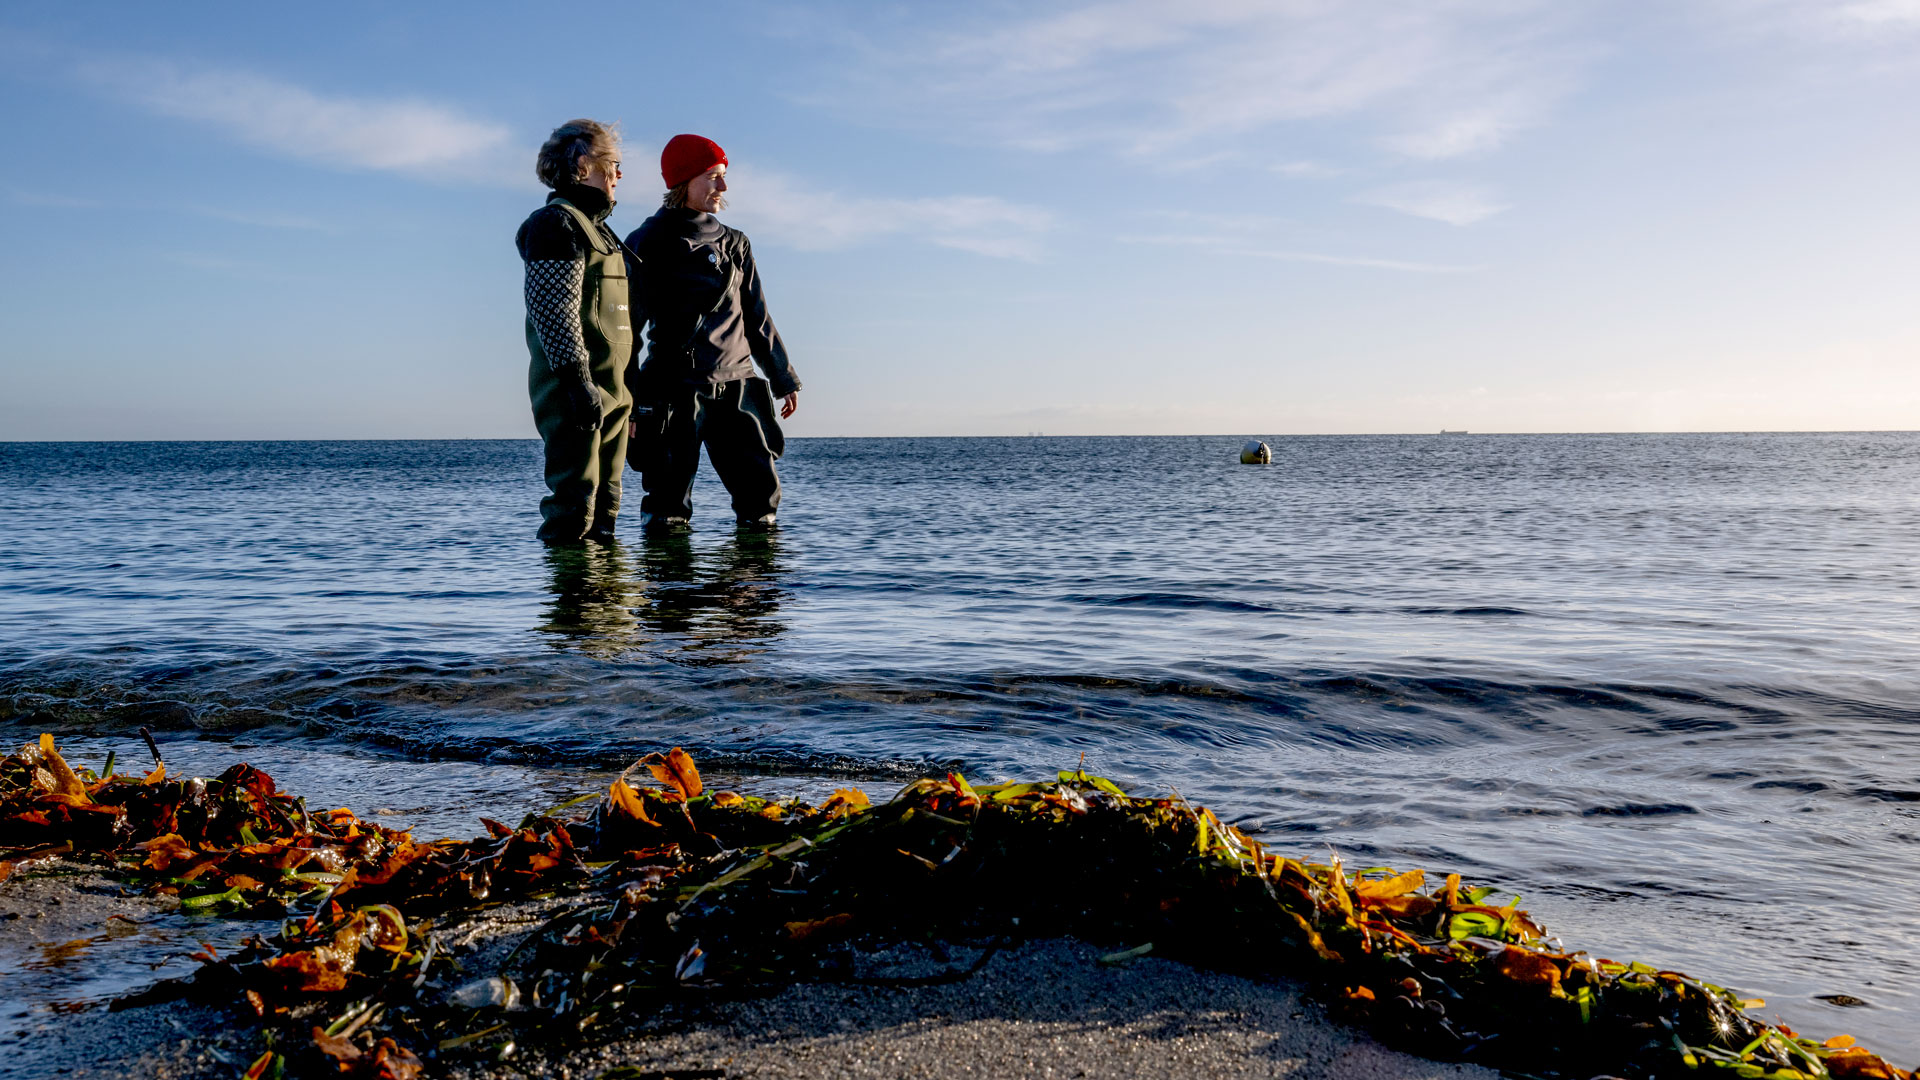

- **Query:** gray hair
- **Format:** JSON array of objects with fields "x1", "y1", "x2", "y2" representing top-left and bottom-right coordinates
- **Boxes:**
[{"x1": 536, "y1": 119, "x2": 620, "y2": 190}]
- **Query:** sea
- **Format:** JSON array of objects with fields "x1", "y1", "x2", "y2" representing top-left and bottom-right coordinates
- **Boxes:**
[{"x1": 1, "y1": 434, "x2": 1916, "y2": 1061}]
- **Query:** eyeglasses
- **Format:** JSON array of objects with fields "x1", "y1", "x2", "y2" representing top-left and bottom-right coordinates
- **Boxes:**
[{"x1": 607, "y1": 161, "x2": 623, "y2": 177}]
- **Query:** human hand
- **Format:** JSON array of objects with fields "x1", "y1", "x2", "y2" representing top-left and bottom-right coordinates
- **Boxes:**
[
  {"x1": 780, "y1": 391, "x2": 799, "y2": 419},
  {"x1": 563, "y1": 378, "x2": 605, "y2": 432}
]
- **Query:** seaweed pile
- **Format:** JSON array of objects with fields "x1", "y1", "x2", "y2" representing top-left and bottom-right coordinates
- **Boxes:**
[{"x1": 2, "y1": 732, "x2": 1911, "y2": 1080}]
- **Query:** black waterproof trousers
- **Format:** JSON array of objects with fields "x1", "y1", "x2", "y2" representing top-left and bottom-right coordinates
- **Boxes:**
[{"x1": 637, "y1": 377, "x2": 784, "y2": 525}]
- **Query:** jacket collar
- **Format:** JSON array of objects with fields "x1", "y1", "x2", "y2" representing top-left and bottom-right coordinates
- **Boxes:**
[
  {"x1": 551, "y1": 183, "x2": 614, "y2": 222},
  {"x1": 651, "y1": 205, "x2": 725, "y2": 243}
]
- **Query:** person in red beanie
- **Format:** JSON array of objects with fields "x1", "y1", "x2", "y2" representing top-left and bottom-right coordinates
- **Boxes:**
[{"x1": 623, "y1": 134, "x2": 802, "y2": 530}]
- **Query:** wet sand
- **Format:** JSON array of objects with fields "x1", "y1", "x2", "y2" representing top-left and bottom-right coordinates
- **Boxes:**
[{"x1": 1, "y1": 863, "x2": 1496, "y2": 1080}]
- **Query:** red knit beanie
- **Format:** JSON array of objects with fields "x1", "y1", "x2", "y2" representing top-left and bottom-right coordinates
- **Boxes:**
[{"x1": 661, "y1": 134, "x2": 727, "y2": 189}]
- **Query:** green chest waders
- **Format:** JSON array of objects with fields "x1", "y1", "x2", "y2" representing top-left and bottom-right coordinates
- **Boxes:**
[{"x1": 526, "y1": 198, "x2": 634, "y2": 541}]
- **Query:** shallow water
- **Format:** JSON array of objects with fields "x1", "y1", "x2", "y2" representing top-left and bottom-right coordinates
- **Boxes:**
[{"x1": 2, "y1": 435, "x2": 1917, "y2": 1059}]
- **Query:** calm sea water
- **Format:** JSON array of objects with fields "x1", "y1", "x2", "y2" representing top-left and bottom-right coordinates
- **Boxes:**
[{"x1": 2, "y1": 434, "x2": 1917, "y2": 1059}]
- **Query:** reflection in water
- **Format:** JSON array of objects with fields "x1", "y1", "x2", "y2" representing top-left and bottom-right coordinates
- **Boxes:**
[
  {"x1": 538, "y1": 542, "x2": 641, "y2": 654},
  {"x1": 538, "y1": 530, "x2": 789, "y2": 661},
  {"x1": 637, "y1": 528, "x2": 790, "y2": 663}
]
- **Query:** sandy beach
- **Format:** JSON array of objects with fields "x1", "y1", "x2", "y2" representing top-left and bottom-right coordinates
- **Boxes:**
[{"x1": 1, "y1": 860, "x2": 1496, "y2": 1080}]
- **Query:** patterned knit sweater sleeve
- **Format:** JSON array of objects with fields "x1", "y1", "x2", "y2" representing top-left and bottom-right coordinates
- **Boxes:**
[{"x1": 517, "y1": 206, "x2": 591, "y2": 376}]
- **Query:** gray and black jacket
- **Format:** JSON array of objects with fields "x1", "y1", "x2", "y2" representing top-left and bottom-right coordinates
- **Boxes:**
[{"x1": 623, "y1": 208, "x2": 801, "y2": 401}]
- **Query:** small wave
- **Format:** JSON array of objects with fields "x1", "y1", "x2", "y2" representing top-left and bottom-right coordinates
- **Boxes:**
[
  {"x1": 3, "y1": 653, "x2": 1901, "y2": 784},
  {"x1": 1580, "y1": 802, "x2": 1699, "y2": 818},
  {"x1": 1854, "y1": 786, "x2": 1920, "y2": 804},
  {"x1": 1056, "y1": 592, "x2": 1288, "y2": 615}
]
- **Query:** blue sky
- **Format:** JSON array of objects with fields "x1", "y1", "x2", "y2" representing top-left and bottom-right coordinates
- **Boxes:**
[{"x1": 1, "y1": 0, "x2": 1916, "y2": 438}]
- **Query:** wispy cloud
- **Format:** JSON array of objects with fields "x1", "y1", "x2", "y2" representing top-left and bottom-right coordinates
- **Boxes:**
[
  {"x1": 1755, "y1": 0, "x2": 1920, "y2": 30},
  {"x1": 11, "y1": 187, "x2": 330, "y2": 230},
  {"x1": 1354, "y1": 181, "x2": 1509, "y2": 225},
  {"x1": 1119, "y1": 232, "x2": 1477, "y2": 273},
  {"x1": 1240, "y1": 248, "x2": 1480, "y2": 273},
  {"x1": 726, "y1": 170, "x2": 1054, "y2": 259},
  {"x1": 1694, "y1": 0, "x2": 1920, "y2": 43},
  {"x1": 1840, "y1": 0, "x2": 1920, "y2": 24},
  {"x1": 77, "y1": 57, "x2": 518, "y2": 183},
  {"x1": 154, "y1": 250, "x2": 269, "y2": 273},
  {"x1": 9, "y1": 190, "x2": 99, "y2": 209},
  {"x1": 1271, "y1": 160, "x2": 1346, "y2": 178},
  {"x1": 1381, "y1": 106, "x2": 1532, "y2": 160},
  {"x1": 798, "y1": 1, "x2": 1588, "y2": 164},
  {"x1": 184, "y1": 205, "x2": 332, "y2": 231}
]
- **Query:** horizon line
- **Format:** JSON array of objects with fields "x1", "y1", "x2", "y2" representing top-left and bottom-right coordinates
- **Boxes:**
[{"x1": 4, "y1": 429, "x2": 1917, "y2": 444}]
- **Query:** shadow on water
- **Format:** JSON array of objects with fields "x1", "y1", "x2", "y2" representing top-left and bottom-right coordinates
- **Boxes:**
[{"x1": 538, "y1": 528, "x2": 790, "y2": 662}]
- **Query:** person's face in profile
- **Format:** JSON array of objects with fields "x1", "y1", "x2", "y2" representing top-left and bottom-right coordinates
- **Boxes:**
[{"x1": 684, "y1": 164, "x2": 727, "y2": 213}]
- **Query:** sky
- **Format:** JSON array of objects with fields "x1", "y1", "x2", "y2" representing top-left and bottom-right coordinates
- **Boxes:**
[{"x1": 0, "y1": 0, "x2": 1916, "y2": 439}]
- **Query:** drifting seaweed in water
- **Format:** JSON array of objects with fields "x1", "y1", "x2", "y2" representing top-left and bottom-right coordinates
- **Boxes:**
[{"x1": 2, "y1": 735, "x2": 1911, "y2": 1080}]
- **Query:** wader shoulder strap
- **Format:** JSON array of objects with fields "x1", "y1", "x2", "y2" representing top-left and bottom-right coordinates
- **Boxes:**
[{"x1": 546, "y1": 198, "x2": 618, "y2": 256}]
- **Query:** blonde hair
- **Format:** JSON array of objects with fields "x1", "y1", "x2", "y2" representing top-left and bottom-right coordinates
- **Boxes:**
[{"x1": 536, "y1": 119, "x2": 620, "y2": 190}]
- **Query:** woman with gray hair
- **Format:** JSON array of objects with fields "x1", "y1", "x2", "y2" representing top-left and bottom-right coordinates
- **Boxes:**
[{"x1": 515, "y1": 119, "x2": 633, "y2": 543}]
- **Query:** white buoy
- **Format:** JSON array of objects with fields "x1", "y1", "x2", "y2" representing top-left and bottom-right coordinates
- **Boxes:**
[{"x1": 1239, "y1": 440, "x2": 1271, "y2": 464}]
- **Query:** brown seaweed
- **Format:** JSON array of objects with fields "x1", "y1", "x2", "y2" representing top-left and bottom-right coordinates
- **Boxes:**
[{"x1": 3, "y1": 735, "x2": 1911, "y2": 1080}]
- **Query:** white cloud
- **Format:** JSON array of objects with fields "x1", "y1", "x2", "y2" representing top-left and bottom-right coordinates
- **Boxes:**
[
  {"x1": 800, "y1": 1, "x2": 1588, "y2": 163},
  {"x1": 1841, "y1": 0, "x2": 1920, "y2": 23},
  {"x1": 78, "y1": 58, "x2": 518, "y2": 183},
  {"x1": 1271, "y1": 160, "x2": 1345, "y2": 178},
  {"x1": 1241, "y1": 248, "x2": 1480, "y2": 273},
  {"x1": 724, "y1": 169, "x2": 1054, "y2": 260},
  {"x1": 1120, "y1": 232, "x2": 1476, "y2": 273},
  {"x1": 1694, "y1": 0, "x2": 1920, "y2": 41},
  {"x1": 1355, "y1": 181, "x2": 1509, "y2": 225},
  {"x1": 1382, "y1": 107, "x2": 1530, "y2": 160}
]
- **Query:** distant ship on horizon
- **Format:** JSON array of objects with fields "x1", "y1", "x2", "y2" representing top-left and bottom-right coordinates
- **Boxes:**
[{"x1": 1439, "y1": 429, "x2": 1468, "y2": 435}]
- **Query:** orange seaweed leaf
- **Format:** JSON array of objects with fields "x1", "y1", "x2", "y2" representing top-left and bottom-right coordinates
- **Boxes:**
[
  {"x1": 1287, "y1": 909, "x2": 1344, "y2": 962},
  {"x1": 366, "y1": 1038, "x2": 424, "y2": 1080},
  {"x1": 136, "y1": 833, "x2": 195, "y2": 872},
  {"x1": 829, "y1": 788, "x2": 870, "y2": 807},
  {"x1": 313, "y1": 1024, "x2": 363, "y2": 1063},
  {"x1": 263, "y1": 951, "x2": 349, "y2": 992},
  {"x1": 647, "y1": 747, "x2": 703, "y2": 800},
  {"x1": 1492, "y1": 946, "x2": 1563, "y2": 992},
  {"x1": 609, "y1": 780, "x2": 659, "y2": 826},
  {"x1": 785, "y1": 913, "x2": 855, "y2": 942},
  {"x1": 1354, "y1": 869, "x2": 1425, "y2": 902},
  {"x1": 1827, "y1": 1050, "x2": 1903, "y2": 1080},
  {"x1": 36, "y1": 734, "x2": 90, "y2": 801},
  {"x1": 1366, "y1": 895, "x2": 1438, "y2": 919}
]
